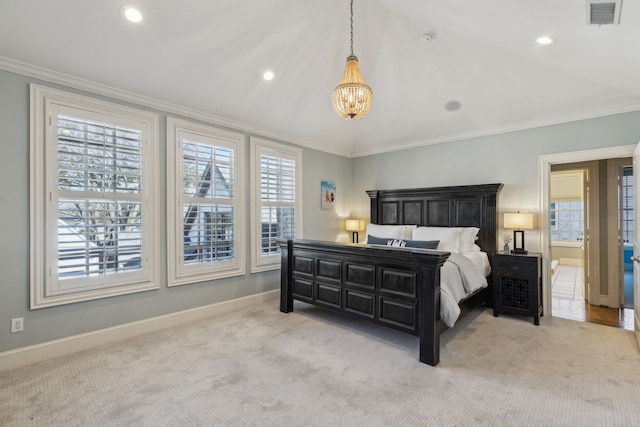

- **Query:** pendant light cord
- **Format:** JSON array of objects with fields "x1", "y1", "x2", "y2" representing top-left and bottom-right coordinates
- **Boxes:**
[{"x1": 350, "y1": 0, "x2": 354, "y2": 56}]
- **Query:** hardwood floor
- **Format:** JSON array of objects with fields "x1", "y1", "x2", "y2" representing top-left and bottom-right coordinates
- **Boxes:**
[{"x1": 551, "y1": 264, "x2": 634, "y2": 331}]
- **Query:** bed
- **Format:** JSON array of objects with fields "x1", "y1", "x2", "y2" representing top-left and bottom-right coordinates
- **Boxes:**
[{"x1": 278, "y1": 183, "x2": 503, "y2": 366}]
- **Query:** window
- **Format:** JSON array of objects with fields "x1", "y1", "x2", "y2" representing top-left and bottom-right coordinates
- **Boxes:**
[
  {"x1": 30, "y1": 85, "x2": 159, "y2": 308},
  {"x1": 621, "y1": 165, "x2": 634, "y2": 244},
  {"x1": 250, "y1": 138, "x2": 302, "y2": 272},
  {"x1": 550, "y1": 201, "x2": 584, "y2": 242},
  {"x1": 166, "y1": 117, "x2": 245, "y2": 285}
]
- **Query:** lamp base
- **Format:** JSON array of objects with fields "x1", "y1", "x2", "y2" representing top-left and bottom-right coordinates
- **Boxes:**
[{"x1": 512, "y1": 229, "x2": 527, "y2": 255}]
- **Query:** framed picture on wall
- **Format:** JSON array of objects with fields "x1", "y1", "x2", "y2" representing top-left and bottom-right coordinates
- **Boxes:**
[{"x1": 321, "y1": 180, "x2": 336, "y2": 210}]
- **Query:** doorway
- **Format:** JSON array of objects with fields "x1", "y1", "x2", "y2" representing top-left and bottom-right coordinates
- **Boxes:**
[
  {"x1": 540, "y1": 146, "x2": 636, "y2": 331},
  {"x1": 549, "y1": 169, "x2": 587, "y2": 308}
]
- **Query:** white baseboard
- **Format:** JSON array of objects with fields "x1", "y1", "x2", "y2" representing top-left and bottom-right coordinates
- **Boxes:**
[{"x1": 0, "y1": 290, "x2": 279, "y2": 372}]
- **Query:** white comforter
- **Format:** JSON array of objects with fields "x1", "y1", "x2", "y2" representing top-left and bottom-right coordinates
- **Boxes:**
[{"x1": 439, "y1": 252, "x2": 489, "y2": 327}]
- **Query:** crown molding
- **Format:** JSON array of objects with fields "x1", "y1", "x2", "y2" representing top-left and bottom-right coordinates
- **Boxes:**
[
  {"x1": 0, "y1": 56, "x2": 352, "y2": 158},
  {"x1": 351, "y1": 103, "x2": 640, "y2": 158},
  {"x1": 3, "y1": 56, "x2": 638, "y2": 160}
]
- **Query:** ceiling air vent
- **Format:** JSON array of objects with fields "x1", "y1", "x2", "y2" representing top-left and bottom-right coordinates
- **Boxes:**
[{"x1": 586, "y1": 0, "x2": 622, "y2": 25}]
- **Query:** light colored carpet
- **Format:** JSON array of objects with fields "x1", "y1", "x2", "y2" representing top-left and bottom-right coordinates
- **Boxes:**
[{"x1": 2, "y1": 301, "x2": 640, "y2": 426}]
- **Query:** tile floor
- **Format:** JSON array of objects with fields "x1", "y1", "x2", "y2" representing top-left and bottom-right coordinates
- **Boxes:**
[
  {"x1": 551, "y1": 263, "x2": 634, "y2": 331},
  {"x1": 551, "y1": 264, "x2": 585, "y2": 302}
]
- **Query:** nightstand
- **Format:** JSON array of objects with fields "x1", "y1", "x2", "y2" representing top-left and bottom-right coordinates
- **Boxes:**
[{"x1": 493, "y1": 253, "x2": 542, "y2": 325}]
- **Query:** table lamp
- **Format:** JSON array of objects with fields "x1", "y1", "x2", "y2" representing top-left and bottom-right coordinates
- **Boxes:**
[
  {"x1": 345, "y1": 219, "x2": 365, "y2": 243},
  {"x1": 504, "y1": 212, "x2": 534, "y2": 254}
]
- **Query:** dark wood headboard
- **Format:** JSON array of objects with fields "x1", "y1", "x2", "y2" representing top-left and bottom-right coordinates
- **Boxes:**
[{"x1": 366, "y1": 183, "x2": 503, "y2": 263}]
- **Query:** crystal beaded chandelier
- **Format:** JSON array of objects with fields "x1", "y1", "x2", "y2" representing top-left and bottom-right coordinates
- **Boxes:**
[{"x1": 331, "y1": 0, "x2": 372, "y2": 120}]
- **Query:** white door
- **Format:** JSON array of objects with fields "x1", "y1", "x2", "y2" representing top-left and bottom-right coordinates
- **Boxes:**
[
  {"x1": 632, "y1": 144, "x2": 640, "y2": 341},
  {"x1": 581, "y1": 169, "x2": 591, "y2": 303}
]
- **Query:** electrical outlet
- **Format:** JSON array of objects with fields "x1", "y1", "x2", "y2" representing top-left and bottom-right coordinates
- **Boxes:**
[{"x1": 11, "y1": 317, "x2": 24, "y2": 333}]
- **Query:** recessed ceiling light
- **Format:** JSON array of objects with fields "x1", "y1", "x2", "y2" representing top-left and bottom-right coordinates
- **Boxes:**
[
  {"x1": 120, "y1": 5, "x2": 143, "y2": 24},
  {"x1": 444, "y1": 100, "x2": 462, "y2": 112},
  {"x1": 263, "y1": 71, "x2": 275, "y2": 81},
  {"x1": 536, "y1": 36, "x2": 556, "y2": 45}
]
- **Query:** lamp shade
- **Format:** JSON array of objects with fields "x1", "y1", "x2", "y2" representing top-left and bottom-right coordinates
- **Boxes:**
[
  {"x1": 504, "y1": 212, "x2": 534, "y2": 230},
  {"x1": 345, "y1": 219, "x2": 364, "y2": 232}
]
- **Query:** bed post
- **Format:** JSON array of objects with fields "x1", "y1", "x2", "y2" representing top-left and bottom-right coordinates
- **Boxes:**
[
  {"x1": 279, "y1": 239, "x2": 293, "y2": 313},
  {"x1": 366, "y1": 190, "x2": 379, "y2": 224},
  {"x1": 414, "y1": 252, "x2": 447, "y2": 366}
]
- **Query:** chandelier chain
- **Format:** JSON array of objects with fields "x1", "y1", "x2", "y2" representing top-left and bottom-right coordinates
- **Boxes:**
[{"x1": 350, "y1": 0, "x2": 354, "y2": 56}]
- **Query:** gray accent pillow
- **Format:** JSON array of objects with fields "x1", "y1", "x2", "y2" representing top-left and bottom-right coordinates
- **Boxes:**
[{"x1": 367, "y1": 235, "x2": 439, "y2": 249}]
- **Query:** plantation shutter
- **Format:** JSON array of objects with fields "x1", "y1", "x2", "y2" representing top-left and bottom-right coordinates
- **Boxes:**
[
  {"x1": 181, "y1": 137, "x2": 235, "y2": 265},
  {"x1": 260, "y1": 154, "x2": 296, "y2": 255},
  {"x1": 622, "y1": 166, "x2": 634, "y2": 244},
  {"x1": 55, "y1": 110, "x2": 144, "y2": 286}
]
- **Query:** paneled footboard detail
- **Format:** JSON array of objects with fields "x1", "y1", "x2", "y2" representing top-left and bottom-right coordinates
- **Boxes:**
[{"x1": 279, "y1": 239, "x2": 449, "y2": 366}]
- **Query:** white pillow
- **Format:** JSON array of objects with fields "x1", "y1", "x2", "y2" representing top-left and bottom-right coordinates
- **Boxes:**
[
  {"x1": 412, "y1": 227, "x2": 461, "y2": 252},
  {"x1": 364, "y1": 224, "x2": 416, "y2": 242},
  {"x1": 403, "y1": 224, "x2": 417, "y2": 239},
  {"x1": 468, "y1": 243, "x2": 482, "y2": 253},
  {"x1": 412, "y1": 226, "x2": 481, "y2": 252},
  {"x1": 457, "y1": 227, "x2": 480, "y2": 253}
]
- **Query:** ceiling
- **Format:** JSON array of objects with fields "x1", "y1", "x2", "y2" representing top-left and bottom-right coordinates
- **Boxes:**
[{"x1": 1, "y1": 0, "x2": 639, "y2": 157}]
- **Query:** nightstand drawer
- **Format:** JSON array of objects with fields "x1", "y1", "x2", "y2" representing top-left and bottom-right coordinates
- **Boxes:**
[
  {"x1": 497, "y1": 261, "x2": 526, "y2": 273},
  {"x1": 494, "y1": 256, "x2": 539, "y2": 274}
]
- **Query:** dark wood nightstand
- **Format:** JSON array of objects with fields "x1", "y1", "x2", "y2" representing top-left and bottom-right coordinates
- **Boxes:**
[{"x1": 493, "y1": 253, "x2": 542, "y2": 325}]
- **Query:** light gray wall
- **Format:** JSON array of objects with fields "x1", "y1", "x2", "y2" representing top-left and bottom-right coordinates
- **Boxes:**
[
  {"x1": 351, "y1": 111, "x2": 640, "y2": 254},
  {"x1": 3, "y1": 63, "x2": 640, "y2": 354},
  {"x1": 0, "y1": 69, "x2": 351, "y2": 353}
]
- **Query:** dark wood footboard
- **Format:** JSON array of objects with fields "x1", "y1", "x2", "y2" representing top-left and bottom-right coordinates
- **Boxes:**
[{"x1": 279, "y1": 239, "x2": 449, "y2": 366}]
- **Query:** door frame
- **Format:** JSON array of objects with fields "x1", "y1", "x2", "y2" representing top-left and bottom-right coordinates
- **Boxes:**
[
  {"x1": 539, "y1": 145, "x2": 636, "y2": 316},
  {"x1": 549, "y1": 165, "x2": 595, "y2": 304},
  {"x1": 606, "y1": 158, "x2": 633, "y2": 308},
  {"x1": 633, "y1": 145, "x2": 640, "y2": 343}
]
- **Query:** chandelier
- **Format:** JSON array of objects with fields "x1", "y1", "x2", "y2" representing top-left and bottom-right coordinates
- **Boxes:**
[{"x1": 331, "y1": 0, "x2": 372, "y2": 120}]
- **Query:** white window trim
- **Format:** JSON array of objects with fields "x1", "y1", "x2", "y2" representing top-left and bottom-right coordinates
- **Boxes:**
[
  {"x1": 250, "y1": 138, "x2": 303, "y2": 273},
  {"x1": 166, "y1": 117, "x2": 246, "y2": 286},
  {"x1": 550, "y1": 200, "x2": 584, "y2": 242},
  {"x1": 30, "y1": 84, "x2": 159, "y2": 309}
]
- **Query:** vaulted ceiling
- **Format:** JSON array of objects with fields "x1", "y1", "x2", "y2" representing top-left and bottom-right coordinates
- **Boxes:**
[{"x1": 1, "y1": 0, "x2": 639, "y2": 157}]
